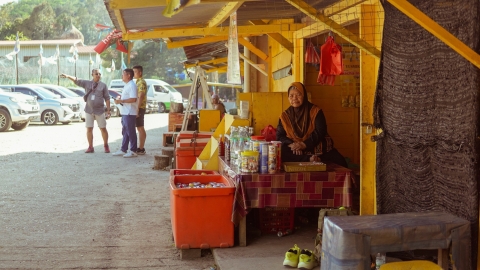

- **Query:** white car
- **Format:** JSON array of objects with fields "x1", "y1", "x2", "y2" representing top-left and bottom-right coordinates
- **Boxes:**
[
  {"x1": 109, "y1": 79, "x2": 183, "y2": 113},
  {"x1": 33, "y1": 84, "x2": 86, "y2": 121},
  {"x1": 0, "y1": 85, "x2": 81, "y2": 125},
  {"x1": 0, "y1": 88, "x2": 40, "y2": 132}
]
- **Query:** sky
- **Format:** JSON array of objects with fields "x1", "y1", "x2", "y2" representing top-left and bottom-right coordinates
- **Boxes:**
[{"x1": 0, "y1": 0, "x2": 16, "y2": 6}]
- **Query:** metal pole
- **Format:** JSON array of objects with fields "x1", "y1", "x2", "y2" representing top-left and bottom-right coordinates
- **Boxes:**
[
  {"x1": 15, "y1": 53, "x2": 18, "y2": 85},
  {"x1": 57, "y1": 57, "x2": 60, "y2": 85}
]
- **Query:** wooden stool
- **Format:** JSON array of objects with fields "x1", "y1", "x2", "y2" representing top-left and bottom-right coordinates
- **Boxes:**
[{"x1": 380, "y1": 260, "x2": 442, "y2": 270}]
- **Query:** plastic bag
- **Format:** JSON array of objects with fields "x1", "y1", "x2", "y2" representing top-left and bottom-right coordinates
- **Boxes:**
[
  {"x1": 317, "y1": 35, "x2": 343, "y2": 86},
  {"x1": 261, "y1": 125, "x2": 277, "y2": 142},
  {"x1": 305, "y1": 41, "x2": 319, "y2": 64}
]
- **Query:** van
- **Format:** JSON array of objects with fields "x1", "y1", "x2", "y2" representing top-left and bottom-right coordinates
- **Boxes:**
[{"x1": 109, "y1": 79, "x2": 183, "y2": 113}]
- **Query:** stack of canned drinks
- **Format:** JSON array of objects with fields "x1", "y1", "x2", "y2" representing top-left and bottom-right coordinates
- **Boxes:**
[
  {"x1": 224, "y1": 126, "x2": 283, "y2": 174},
  {"x1": 176, "y1": 182, "x2": 227, "y2": 188}
]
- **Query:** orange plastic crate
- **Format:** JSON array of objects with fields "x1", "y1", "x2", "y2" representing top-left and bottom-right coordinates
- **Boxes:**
[
  {"x1": 170, "y1": 175, "x2": 235, "y2": 249},
  {"x1": 175, "y1": 146, "x2": 205, "y2": 169},
  {"x1": 170, "y1": 169, "x2": 219, "y2": 176},
  {"x1": 258, "y1": 207, "x2": 295, "y2": 234}
]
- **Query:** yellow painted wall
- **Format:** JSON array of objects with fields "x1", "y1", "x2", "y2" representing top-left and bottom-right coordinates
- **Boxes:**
[
  {"x1": 301, "y1": 23, "x2": 361, "y2": 165},
  {"x1": 269, "y1": 20, "x2": 295, "y2": 93}
]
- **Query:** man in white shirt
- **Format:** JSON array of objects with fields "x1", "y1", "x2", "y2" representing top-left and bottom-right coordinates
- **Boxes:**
[{"x1": 112, "y1": 69, "x2": 138, "y2": 158}]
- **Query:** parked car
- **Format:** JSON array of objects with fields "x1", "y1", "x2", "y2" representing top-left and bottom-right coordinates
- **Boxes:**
[
  {"x1": 109, "y1": 79, "x2": 182, "y2": 113},
  {"x1": 69, "y1": 87, "x2": 116, "y2": 116},
  {"x1": 0, "y1": 88, "x2": 40, "y2": 132},
  {"x1": 0, "y1": 85, "x2": 81, "y2": 125},
  {"x1": 108, "y1": 89, "x2": 122, "y2": 117},
  {"x1": 68, "y1": 87, "x2": 86, "y2": 97},
  {"x1": 107, "y1": 88, "x2": 155, "y2": 115},
  {"x1": 33, "y1": 84, "x2": 86, "y2": 121}
]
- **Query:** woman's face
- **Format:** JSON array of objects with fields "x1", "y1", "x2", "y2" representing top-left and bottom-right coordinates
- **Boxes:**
[{"x1": 288, "y1": 88, "x2": 304, "y2": 108}]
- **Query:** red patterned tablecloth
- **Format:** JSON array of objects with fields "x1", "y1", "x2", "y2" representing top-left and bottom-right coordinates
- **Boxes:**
[{"x1": 218, "y1": 157, "x2": 354, "y2": 225}]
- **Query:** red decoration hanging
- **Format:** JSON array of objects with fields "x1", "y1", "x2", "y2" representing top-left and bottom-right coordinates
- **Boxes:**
[{"x1": 317, "y1": 35, "x2": 343, "y2": 86}]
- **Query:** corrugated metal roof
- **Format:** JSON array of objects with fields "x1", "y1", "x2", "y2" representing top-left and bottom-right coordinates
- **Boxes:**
[{"x1": 103, "y1": 0, "x2": 342, "y2": 70}]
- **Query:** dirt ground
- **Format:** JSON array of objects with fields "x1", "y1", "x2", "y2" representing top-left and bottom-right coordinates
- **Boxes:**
[{"x1": 0, "y1": 114, "x2": 217, "y2": 269}]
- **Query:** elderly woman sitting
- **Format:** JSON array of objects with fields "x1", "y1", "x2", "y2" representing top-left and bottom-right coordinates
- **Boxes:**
[
  {"x1": 212, "y1": 94, "x2": 226, "y2": 118},
  {"x1": 276, "y1": 82, "x2": 347, "y2": 167}
]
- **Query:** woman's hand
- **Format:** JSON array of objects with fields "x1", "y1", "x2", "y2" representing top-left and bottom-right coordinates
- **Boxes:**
[{"x1": 288, "y1": 141, "x2": 306, "y2": 155}]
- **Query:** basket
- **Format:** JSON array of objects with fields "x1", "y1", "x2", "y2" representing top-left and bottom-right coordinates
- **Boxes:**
[
  {"x1": 258, "y1": 207, "x2": 295, "y2": 234},
  {"x1": 283, "y1": 162, "x2": 326, "y2": 172}
]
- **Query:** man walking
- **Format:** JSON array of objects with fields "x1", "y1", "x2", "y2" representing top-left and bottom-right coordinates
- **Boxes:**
[
  {"x1": 61, "y1": 69, "x2": 110, "y2": 153},
  {"x1": 133, "y1": 65, "x2": 147, "y2": 155},
  {"x1": 112, "y1": 69, "x2": 138, "y2": 158}
]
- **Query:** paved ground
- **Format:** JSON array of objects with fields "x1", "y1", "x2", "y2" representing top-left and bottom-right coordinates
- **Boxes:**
[{"x1": 0, "y1": 114, "x2": 217, "y2": 269}]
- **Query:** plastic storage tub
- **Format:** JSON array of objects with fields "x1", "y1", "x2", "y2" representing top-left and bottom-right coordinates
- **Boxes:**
[
  {"x1": 170, "y1": 174, "x2": 235, "y2": 249},
  {"x1": 170, "y1": 169, "x2": 219, "y2": 176},
  {"x1": 175, "y1": 146, "x2": 205, "y2": 169}
]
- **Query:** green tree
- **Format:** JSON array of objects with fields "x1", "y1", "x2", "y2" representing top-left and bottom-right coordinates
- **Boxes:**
[
  {"x1": 21, "y1": 3, "x2": 56, "y2": 40},
  {"x1": 128, "y1": 41, "x2": 187, "y2": 84}
]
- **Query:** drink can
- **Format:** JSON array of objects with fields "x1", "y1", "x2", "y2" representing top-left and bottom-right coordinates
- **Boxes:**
[
  {"x1": 270, "y1": 141, "x2": 282, "y2": 171},
  {"x1": 268, "y1": 144, "x2": 277, "y2": 173},
  {"x1": 259, "y1": 142, "x2": 269, "y2": 173}
]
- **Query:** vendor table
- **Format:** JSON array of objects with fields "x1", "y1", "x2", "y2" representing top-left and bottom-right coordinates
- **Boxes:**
[
  {"x1": 321, "y1": 211, "x2": 471, "y2": 270},
  {"x1": 218, "y1": 156, "x2": 353, "y2": 246}
]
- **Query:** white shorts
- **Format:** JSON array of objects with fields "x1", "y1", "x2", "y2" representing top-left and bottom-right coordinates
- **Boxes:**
[{"x1": 85, "y1": 112, "x2": 107, "y2": 128}]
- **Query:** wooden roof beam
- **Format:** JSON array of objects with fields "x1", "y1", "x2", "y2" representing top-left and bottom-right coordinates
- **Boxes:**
[
  {"x1": 114, "y1": 9, "x2": 127, "y2": 33},
  {"x1": 286, "y1": 0, "x2": 380, "y2": 59},
  {"x1": 249, "y1": 20, "x2": 294, "y2": 54},
  {"x1": 166, "y1": 36, "x2": 229, "y2": 49},
  {"x1": 110, "y1": 0, "x2": 166, "y2": 9},
  {"x1": 208, "y1": 2, "x2": 244, "y2": 27},
  {"x1": 123, "y1": 24, "x2": 299, "y2": 40},
  {"x1": 238, "y1": 37, "x2": 268, "y2": 61},
  {"x1": 322, "y1": 0, "x2": 367, "y2": 16},
  {"x1": 183, "y1": 57, "x2": 228, "y2": 68},
  {"x1": 295, "y1": 5, "x2": 361, "y2": 39}
]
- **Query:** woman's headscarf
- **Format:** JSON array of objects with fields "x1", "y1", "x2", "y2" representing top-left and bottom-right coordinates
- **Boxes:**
[{"x1": 280, "y1": 82, "x2": 320, "y2": 141}]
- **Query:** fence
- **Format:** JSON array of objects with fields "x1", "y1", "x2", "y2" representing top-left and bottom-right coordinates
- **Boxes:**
[{"x1": 0, "y1": 56, "x2": 121, "y2": 88}]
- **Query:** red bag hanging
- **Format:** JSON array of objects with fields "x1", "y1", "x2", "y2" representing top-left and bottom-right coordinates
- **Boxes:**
[
  {"x1": 317, "y1": 35, "x2": 343, "y2": 86},
  {"x1": 261, "y1": 125, "x2": 277, "y2": 142},
  {"x1": 305, "y1": 41, "x2": 319, "y2": 64}
]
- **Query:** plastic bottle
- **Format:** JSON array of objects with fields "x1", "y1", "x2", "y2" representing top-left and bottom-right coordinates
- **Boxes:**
[
  {"x1": 229, "y1": 127, "x2": 238, "y2": 164},
  {"x1": 225, "y1": 137, "x2": 230, "y2": 161},
  {"x1": 277, "y1": 229, "x2": 292, "y2": 237},
  {"x1": 218, "y1": 135, "x2": 225, "y2": 156},
  {"x1": 375, "y1": 253, "x2": 386, "y2": 269}
]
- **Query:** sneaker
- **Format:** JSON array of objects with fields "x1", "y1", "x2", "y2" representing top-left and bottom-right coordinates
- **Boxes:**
[
  {"x1": 104, "y1": 145, "x2": 110, "y2": 153},
  {"x1": 123, "y1": 150, "x2": 138, "y2": 158},
  {"x1": 136, "y1": 148, "x2": 146, "y2": 155},
  {"x1": 112, "y1": 150, "x2": 126, "y2": 156},
  {"x1": 85, "y1": 147, "x2": 94, "y2": 153},
  {"x1": 283, "y1": 244, "x2": 301, "y2": 268},
  {"x1": 298, "y1": 249, "x2": 318, "y2": 270}
]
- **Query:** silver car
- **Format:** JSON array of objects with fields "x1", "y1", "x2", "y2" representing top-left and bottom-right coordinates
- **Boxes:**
[
  {"x1": 0, "y1": 88, "x2": 40, "y2": 132},
  {"x1": 0, "y1": 85, "x2": 81, "y2": 125}
]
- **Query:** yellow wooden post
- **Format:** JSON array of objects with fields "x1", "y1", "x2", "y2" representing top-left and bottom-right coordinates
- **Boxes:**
[
  {"x1": 360, "y1": 3, "x2": 382, "y2": 215},
  {"x1": 293, "y1": 35, "x2": 304, "y2": 82}
]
